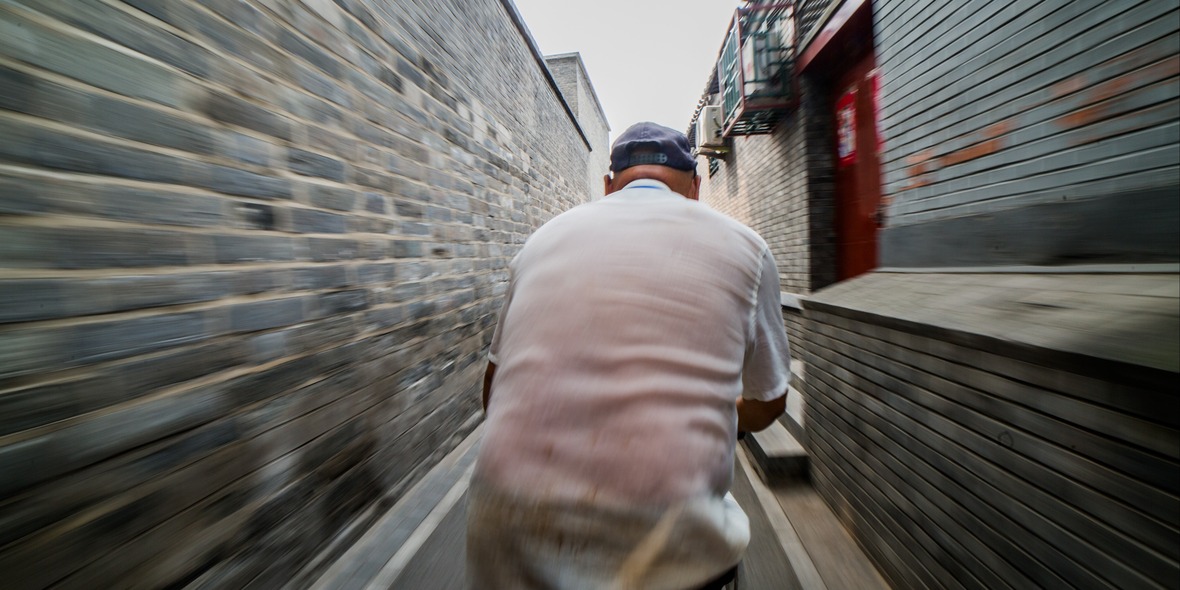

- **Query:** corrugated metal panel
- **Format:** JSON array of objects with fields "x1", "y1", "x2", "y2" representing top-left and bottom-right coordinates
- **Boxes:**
[{"x1": 877, "y1": 0, "x2": 1180, "y2": 233}]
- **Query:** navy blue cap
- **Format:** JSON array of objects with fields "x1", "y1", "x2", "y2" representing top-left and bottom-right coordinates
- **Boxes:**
[{"x1": 609, "y1": 122, "x2": 697, "y2": 173}]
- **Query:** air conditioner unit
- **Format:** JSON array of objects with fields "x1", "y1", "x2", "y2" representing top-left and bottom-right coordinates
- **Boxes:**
[{"x1": 696, "y1": 105, "x2": 725, "y2": 149}]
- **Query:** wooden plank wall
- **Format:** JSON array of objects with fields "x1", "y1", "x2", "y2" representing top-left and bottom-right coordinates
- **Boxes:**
[
  {"x1": 801, "y1": 306, "x2": 1179, "y2": 589},
  {"x1": 876, "y1": 0, "x2": 1180, "y2": 267}
]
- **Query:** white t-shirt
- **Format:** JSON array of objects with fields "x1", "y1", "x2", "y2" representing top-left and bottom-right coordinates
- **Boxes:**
[{"x1": 476, "y1": 179, "x2": 791, "y2": 508}]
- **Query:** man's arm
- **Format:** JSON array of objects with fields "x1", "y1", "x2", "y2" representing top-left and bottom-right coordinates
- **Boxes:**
[
  {"x1": 482, "y1": 362, "x2": 496, "y2": 411},
  {"x1": 737, "y1": 394, "x2": 785, "y2": 432},
  {"x1": 483, "y1": 264, "x2": 514, "y2": 413},
  {"x1": 737, "y1": 248, "x2": 791, "y2": 433}
]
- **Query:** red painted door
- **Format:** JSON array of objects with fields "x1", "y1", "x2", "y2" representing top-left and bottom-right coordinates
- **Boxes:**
[{"x1": 832, "y1": 51, "x2": 881, "y2": 281}]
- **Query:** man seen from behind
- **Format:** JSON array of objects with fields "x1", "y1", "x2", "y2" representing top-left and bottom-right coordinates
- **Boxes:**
[{"x1": 467, "y1": 122, "x2": 792, "y2": 590}]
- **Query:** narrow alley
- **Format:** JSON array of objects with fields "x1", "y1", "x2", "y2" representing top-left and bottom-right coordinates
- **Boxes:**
[{"x1": 0, "y1": 0, "x2": 1176, "y2": 589}]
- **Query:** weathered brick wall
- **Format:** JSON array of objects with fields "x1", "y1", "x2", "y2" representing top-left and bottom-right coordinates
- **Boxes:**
[
  {"x1": 698, "y1": 77, "x2": 836, "y2": 297},
  {"x1": 877, "y1": 0, "x2": 1180, "y2": 267},
  {"x1": 0, "y1": 0, "x2": 590, "y2": 587},
  {"x1": 546, "y1": 53, "x2": 610, "y2": 199},
  {"x1": 799, "y1": 76, "x2": 838, "y2": 292},
  {"x1": 699, "y1": 113, "x2": 807, "y2": 295}
]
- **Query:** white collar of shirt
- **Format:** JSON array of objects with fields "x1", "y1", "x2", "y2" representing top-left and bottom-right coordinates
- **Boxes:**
[{"x1": 621, "y1": 178, "x2": 672, "y2": 192}]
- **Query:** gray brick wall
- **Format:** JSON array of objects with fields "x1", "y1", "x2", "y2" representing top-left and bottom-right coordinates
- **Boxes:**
[
  {"x1": 546, "y1": 53, "x2": 610, "y2": 199},
  {"x1": 548, "y1": 55, "x2": 582, "y2": 113},
  {"x1": 800, "y1": 75, "x2": 838, "y2": 291},
  {"x1": 698, "y1": 116, "x2": 807, "y2": 295},
  {"x1": 698, "y1": 77, "x2": 837, "y2": 296},
  {"x1": 0, "y1": 0, "x2": 591, "y2": 587}
]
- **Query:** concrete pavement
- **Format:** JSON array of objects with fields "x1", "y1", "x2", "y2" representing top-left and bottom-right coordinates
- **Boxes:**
[{"x1": 308, "y1": 423, "x2": 885, "y2": 590}]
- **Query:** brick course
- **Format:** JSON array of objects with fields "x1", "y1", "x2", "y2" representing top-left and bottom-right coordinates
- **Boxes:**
[
  {"x1": 0, "y1": 0, "x2": 602, "y2": 586},
  {"x1": 698, "y1": 77, "x2": 836, "y2": 297},
  {"x1": 546, "y1": 53, "x2": 610, "y2": 199}
]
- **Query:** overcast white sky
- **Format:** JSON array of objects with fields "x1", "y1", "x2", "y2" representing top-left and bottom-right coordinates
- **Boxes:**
[{"x1": 511, "y1": 0, "x2": 742, "y2": 141}]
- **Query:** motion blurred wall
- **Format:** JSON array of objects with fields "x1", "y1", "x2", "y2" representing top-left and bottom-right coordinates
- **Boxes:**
[
  {"x1": 695, "y1": 0, "x2": 1178, "y2": 587},
  {"x1": 0, "y1": 0, "x2": 592, "y2": 586}
]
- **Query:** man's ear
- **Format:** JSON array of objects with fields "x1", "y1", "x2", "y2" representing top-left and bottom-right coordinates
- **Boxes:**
[
  {"x1": 689, "y1": 174, "x2": 702, "y2": 201},
  {"x1": 604, "y1": 174, "x2": 615, "y2": 195}
]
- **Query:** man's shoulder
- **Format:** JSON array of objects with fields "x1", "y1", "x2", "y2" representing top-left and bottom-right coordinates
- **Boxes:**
[
  {"x1": 691, "y1": 203, "x2": 770, "y2": 253},
  {"x1": 511, "y1": 199, "x2": 602, "y2": 258},
  {"x1": 529, "y1": 199, "x2": 601, "y2": 235},
  {"x1": 523, "y1": 193, "x2": 769, "y2": 255}
]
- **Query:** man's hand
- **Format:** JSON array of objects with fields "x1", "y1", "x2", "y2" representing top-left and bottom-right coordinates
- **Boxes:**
[
  {"x1": 737, "y1": 394, "x2": 786, "y2": 432},
  {"x1": 482, "y1": 362, "x2": 496, "y2": 411}
]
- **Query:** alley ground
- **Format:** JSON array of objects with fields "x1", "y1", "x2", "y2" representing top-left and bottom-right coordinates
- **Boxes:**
[{"x1": 304, "y1": 423, "x2": 890, "y2": 590}]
